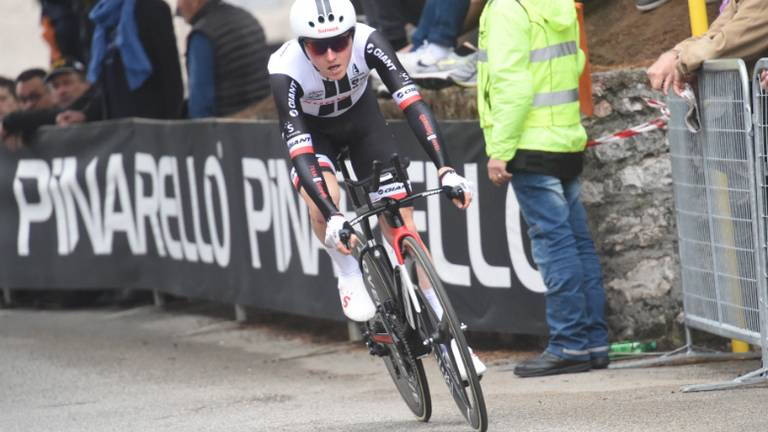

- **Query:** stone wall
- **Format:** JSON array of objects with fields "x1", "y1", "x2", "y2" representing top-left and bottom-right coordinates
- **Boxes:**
[{"x1": 583, "y1": 70, "x2": 679, "y2": 343}]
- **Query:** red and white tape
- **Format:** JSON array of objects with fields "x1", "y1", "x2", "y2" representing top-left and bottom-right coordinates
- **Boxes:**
[{"x1": 587, "y1": 98, "x2": 670, "y2": 147}]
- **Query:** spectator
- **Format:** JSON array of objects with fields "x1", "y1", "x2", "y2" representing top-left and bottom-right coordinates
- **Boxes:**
[
  {"x1": 397, "y1": 0, "x2": 470, "y2": 77},
  {"x1": 0, "y1": 77, "x2": 18, "y2": 119},
  {"x1": 87, "y1": 0, "x2": 183, "y2": 119},
  {"x1": 177, "y1": 0, "x2": 270, "y2": 118},
  {"x1": 48, "y1": 58, "x2": 92, "y2": 109},
  {"x1": 15, "y1": 69, "x2": 56, "y2": 111},
  {"x1": 2, "y1": 59, "x2": 103, "y2": 141},
  {"x1": 647, "y1": 0, "x2": 768, "y2": 95},
  {"x1": 761, "y1": 69, "x2": 768, "y2": 90},
  {"x1": 360, "y1": 0, "x2": 424, "y2": 51},
  {"x1": 40, "y1": 0, "x2": 96, "y2": 65},
  {"x1": 479, "y1": 0, "x2": 608, "y2": 377}
]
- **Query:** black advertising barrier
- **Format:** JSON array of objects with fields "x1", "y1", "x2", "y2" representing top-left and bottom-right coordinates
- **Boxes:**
[{"x1": 0, "y1": 118, "x2": 547, "y2": 335}]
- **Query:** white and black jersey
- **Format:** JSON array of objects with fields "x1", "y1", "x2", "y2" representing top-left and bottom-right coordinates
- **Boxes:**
[{"x1": 268, "y1": 23, "x2": 450, "y2": 220}]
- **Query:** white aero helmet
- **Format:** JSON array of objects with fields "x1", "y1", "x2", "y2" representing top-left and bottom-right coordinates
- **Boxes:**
[{"x1": 290, "y1": 0, "x2": 356, "y2": 40}]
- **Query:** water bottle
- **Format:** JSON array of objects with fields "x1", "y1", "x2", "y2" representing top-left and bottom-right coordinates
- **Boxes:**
[{"x1": 609, "y1": 340, "x2": 657, "y2": 353}]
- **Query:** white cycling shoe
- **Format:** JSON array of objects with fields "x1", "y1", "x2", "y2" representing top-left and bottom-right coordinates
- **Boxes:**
[
  {"x1": 451, "y1": 339, "x2": 487, "y2": 381},
  {"x1": 338, "y1": 274, "x2": 376, "y2": 322}
]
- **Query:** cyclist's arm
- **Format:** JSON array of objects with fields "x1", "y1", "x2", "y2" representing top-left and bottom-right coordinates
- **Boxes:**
[
  {"x1": 364, "y1": 30, "x2": 451, "y2": 169},
  {"x1": 269, "y1": 73, "x2": 339, "y2": 220}
]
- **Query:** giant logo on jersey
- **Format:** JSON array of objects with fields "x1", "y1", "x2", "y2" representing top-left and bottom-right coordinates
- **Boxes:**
[
  {"x1": 288, "y1": 80, "x2": 299, "y2": 117},
  {"x1": 366, "y1": 43, "x2": 397, "y2": 71},
  {"x1": 287, "y1": 133, "x2": 313, "y2": 158}
]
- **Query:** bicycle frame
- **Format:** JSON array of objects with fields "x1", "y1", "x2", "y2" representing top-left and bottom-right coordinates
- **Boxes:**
[{"x1": 336, "y1": 151, "x2": 438, "y2": 266}]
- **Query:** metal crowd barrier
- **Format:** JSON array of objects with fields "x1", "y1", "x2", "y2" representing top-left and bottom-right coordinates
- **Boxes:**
[{"x1": 613, "y1": 59, "x2": 768, "y2": 392}]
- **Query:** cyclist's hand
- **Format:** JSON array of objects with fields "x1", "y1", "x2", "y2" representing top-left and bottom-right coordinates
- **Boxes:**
[
  {"x1": 325, "y1": 214, "x2": 358, "y2": 255},
  {"x1": 439, "y1": 167, "x2": 472, "y2": 210}
]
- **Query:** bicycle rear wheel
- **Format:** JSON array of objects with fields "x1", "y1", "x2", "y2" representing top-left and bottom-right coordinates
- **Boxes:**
[
  {"x1": 400, "y1": 236, "x2": 488, "y2": 432},
  {"x1": 358, "y1": 242, "x2": 432, "y2": 422}
]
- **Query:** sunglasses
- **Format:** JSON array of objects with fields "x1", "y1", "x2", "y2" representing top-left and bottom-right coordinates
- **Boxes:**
[{"x1": 302, "y1": 30, "x2": 354, "y2": 56}]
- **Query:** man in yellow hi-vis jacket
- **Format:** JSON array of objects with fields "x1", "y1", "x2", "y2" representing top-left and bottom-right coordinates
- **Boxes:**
[{"x1": 478, "y1": 0, "x2": 609, "y2": 377}]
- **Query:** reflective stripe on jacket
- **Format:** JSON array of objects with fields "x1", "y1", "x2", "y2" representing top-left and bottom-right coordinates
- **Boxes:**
[{"x1": 478, "y1": 0, "x2": 587, "y2": 163}]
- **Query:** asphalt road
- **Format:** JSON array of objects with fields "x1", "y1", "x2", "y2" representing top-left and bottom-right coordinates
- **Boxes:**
[{"x1": 1, "y1": 302, "x2": 767, "y2": 432}]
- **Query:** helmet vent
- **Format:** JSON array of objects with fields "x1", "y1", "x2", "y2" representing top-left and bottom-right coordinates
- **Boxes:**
[
  {"x1": 308, "y1": 21, "x2": 315, "y2": 27},
  {"x1": 339, "y1": 16, "x2": 344, "y2": 22},
  {"x1": 318, "y1": 15, "x2": 325, "y2": 23},
  {"x1": 328, "y1": 14, "x2": 335, "y2": 21}
]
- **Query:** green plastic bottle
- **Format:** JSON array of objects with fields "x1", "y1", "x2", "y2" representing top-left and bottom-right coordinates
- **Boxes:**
[{"x1": 609, "y1": 341, "x2": 657, "y2": 353}]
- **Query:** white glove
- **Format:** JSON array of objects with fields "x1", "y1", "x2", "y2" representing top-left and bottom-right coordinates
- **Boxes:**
[
  {"x1": 440, "y1": 169, "x2": 472, "y2": 193},
  {"x1": 325, "y1": 214, "x2": 351, "y2": 249}
]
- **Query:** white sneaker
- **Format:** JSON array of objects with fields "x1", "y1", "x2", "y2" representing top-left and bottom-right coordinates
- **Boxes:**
[
  {"x1": 447, "y1": 52, "x2": 478, "y2": 87},
  {"x1": 451, "y1": 339, "x2": 487, "y2": 381},
  {"x1": 397, "y1": 42, "x2": 452, "y2": 76},
  {"x1": 337, "y1": 274, "x2": 376, "y2": 322}
]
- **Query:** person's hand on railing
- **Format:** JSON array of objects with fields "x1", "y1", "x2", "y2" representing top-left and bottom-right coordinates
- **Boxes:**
[
  {"x1": 56, "y1": 110, "x2": 86, "y2": 126},
  {"x1": 439, "y1": 167, "x2": 473, "y2": 210},
  {"x1": 647, "y1": 49, "x2": 685, "y2": 96},
  {"x1": 760, "y1": 70, "x2": 768, "y2": 92},
  {"x1": 0, "y1": 124, "x2": 22, "y2": 152},
  {"x1": 325, "y1": 214, "x2": 357, "y2": 255}
]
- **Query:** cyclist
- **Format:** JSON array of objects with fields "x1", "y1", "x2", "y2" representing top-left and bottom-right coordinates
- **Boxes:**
[{"x1": 268, "y1": 0, "x2": 485, "y2": 377}]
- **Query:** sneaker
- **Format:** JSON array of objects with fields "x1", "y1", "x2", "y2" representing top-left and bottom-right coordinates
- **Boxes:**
[
  {"x1": 397, "y1": 42, "x2": 452, "y2": 77},
  {"x1": 447, "y1": 52, "x2": 478, "y2": 87},
  {"x1": 513, "y1": 351, "x2": 591, "y2": 378},
  {"x1": 635, "y1": 0, "x2": 670, "y2": 11},
  {"x1": 450, "y1": 339, "x2": 487, "y2": 381},
  {"x1": 337, "y1": 274, "x2": 376, "y2": 322}
]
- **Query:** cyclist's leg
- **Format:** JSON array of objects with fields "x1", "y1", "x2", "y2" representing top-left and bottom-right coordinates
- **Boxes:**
[
  {"x1": 292, "y1": 157, "x2": 375, "y2": 322},
  {"x1": 298, "y1": 170, "x2": 341, "y2": 242}
]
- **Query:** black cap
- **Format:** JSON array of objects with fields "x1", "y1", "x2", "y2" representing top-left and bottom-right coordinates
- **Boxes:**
[{"x1": 45, "y1": 58, "x2": 86, "y2": 83}]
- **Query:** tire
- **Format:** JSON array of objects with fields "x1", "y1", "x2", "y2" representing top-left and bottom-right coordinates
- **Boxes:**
[
  {"x1": 400, "y1": 236, "x2": 488, "y2": 432},
  {"x1": 357, "y1": 241, "x2": 432, "y2": 422}
]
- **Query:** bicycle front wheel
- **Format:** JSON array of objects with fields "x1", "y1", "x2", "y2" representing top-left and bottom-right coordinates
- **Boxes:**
[
  {"x1": 358, "y1": 242, "x2": 431, "y2": 422},
  {"x1": 400, "y1": 237, "x2": 488, "y2": 432}
]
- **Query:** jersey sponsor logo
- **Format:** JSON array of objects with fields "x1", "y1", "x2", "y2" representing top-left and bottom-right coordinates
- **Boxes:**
[
  {"x1": 366, "y1": 43, "x2": 397, "y2": 71},
  {"x1": 368, "y1": 181, "x2": 407, "y2": 203},
  {"x1": 352, "y1": 64, "x2": 360, "y2": 75},
  {"x1": 287, "y1": 134, "x2": 313, "y2": 158},
  {"x1": 288, "y1": 80, "x2": 299, "y2": 117},
  {"x1": 418, "y1": 113, "x2": 434, "y2": 136},
  {"x1": 284, "y1": 121, "x2": 295, "y2": 134},
  {"x1": 287, "y1": 133, "x2": 311, "y2": 148},
  {"x1": 376, "y1": 182, "x2": 406, "y2": 196},
  {"x1": 393, "y1": 84, "x2": 421, "y2": 109},
  {"x1": 417, "y1": 113, "x2": 441, "y2": 152}
]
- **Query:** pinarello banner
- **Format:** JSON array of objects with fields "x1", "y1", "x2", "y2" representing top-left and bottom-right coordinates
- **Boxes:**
[{"x1": 0, "y1": 118, "x2": 546, "y2": 334}]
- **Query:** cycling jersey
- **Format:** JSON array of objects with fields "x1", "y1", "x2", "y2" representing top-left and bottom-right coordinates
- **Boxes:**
[{"x1": 268, "y1": 23, "x2": 451, "y2": 220}]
